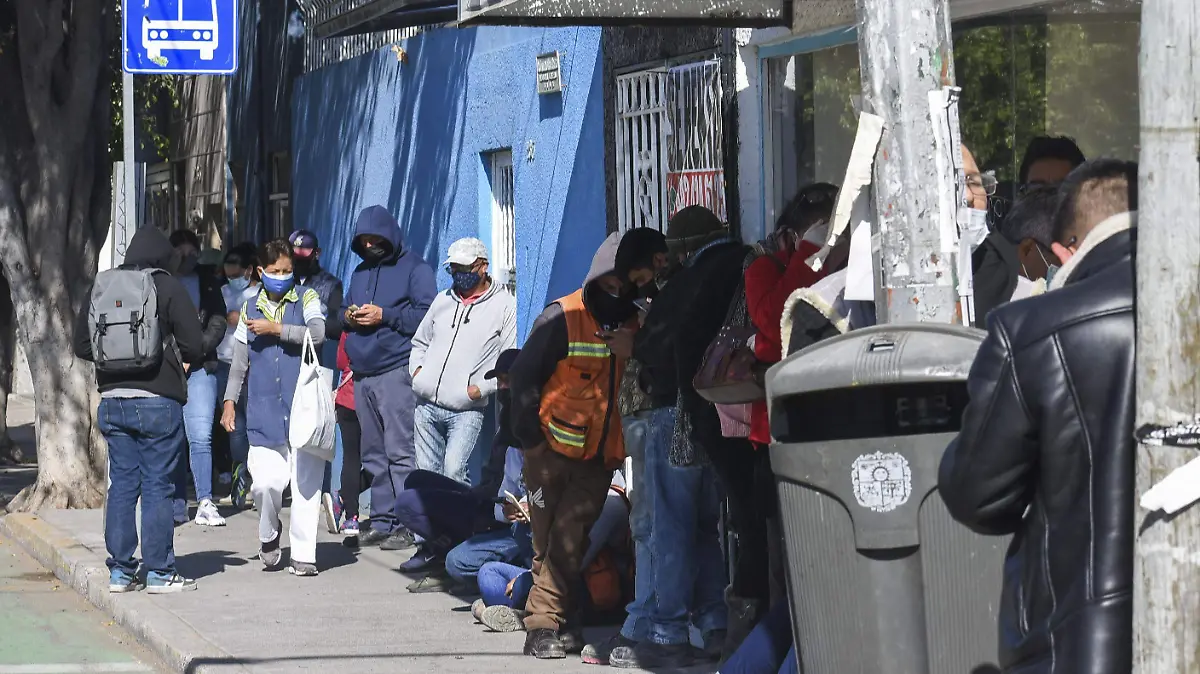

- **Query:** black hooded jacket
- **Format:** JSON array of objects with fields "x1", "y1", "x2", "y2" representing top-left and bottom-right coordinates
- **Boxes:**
[
  {"x1": 940, "y1": 216, "x2": 1136, "y2": 674},
  {"x1": 73, "y1": 227, "x2": 205, "y2": 404}
]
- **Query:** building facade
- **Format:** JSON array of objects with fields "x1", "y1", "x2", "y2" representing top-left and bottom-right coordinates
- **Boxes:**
[{"x1": 291, "y1": 25, "x2": 606, "y2": 337}]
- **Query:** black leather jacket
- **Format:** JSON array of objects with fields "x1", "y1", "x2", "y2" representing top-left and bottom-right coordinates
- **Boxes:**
[{"x1": 940, "y1": 220, "x2": 1135, "y2": 674}]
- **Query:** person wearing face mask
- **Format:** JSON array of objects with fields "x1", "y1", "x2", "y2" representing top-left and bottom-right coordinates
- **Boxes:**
[
  {"x1": 508, "y1": 232, "x2": 646, "y2": 659},
  {"x1": 167, "y1": 229, "x2": 230, "y2": 528},
  {"x1": 962, "y1": 143, "x2": 1020, "y2": 329},
  {"x1": 221, "y1": 238, "x2": 328, "y2": 576},
  {"x1": 216, "y1": 244, "x2": 260, "y2": 510},
  {"x1": 342, "y1": 205, "x2": 437, "y2": 551},
  {"x1": 1000, "y1": 183, "x2": 1060, "y2": 302},
  {"x1": 287, "y1": 230, "x2": 346, "y2": 532},
  {"x1": 394, "y1": 238, "x2": 516, "y2": 571}
]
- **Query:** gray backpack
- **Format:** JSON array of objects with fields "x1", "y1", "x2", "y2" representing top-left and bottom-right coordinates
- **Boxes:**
[{"x1": 87, "y1": 268, "x2": 164, "y2": 373}]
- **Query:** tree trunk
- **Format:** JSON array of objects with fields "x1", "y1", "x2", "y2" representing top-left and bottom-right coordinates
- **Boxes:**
[
  {"x1": 0, "y1": 271, "x2": 14, "y2": 463},
  {"x1": 0, "y1": 0, "x2": 115, "y2": 510}
]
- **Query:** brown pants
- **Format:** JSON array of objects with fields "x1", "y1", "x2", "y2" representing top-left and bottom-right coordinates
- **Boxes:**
[{"x1": 521, "y1": 444, "x2": 613, "y2": 631}]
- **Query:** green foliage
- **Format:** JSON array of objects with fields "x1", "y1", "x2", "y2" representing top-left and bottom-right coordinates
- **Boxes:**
[{"x1": 108, "y1": 0, "x2": 178, "y2": 162}]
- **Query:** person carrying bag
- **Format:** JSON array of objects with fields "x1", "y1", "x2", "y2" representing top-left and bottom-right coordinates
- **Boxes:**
[{"x1": 221, "y1": 238, "x2": 329, "y2": 577}]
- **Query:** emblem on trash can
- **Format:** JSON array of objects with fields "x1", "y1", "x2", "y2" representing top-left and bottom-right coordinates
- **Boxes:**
[{"x1": 850, "y1": 452, "x2": 912, "y2": 513}]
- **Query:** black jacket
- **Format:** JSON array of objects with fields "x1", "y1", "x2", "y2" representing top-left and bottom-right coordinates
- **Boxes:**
[
  {"x1": 192, "y1": 268, "x2": 228, "y2": 372},
  {"x1": 74, "y1": 227, "x2": 206, "y2": 404},
  {"x1": 972, "y1": 231, "x2": 1021, "y2": 328},
  {"x1": 940, "y1": 219, "x2": 1136, "y2": 674}
]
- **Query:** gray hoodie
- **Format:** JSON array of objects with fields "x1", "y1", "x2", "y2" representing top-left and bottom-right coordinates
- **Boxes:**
[{"x1": 409, "y1": 280, "x2": 517, "y2": 411}]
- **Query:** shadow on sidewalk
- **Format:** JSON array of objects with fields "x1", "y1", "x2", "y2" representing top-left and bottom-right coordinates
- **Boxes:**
[
  {"x1": 184, "y1": 652, "x2": 715, "y2": 673},
  {"x1": 177, "y1": 550, "x2": 249, "y2": 579}
]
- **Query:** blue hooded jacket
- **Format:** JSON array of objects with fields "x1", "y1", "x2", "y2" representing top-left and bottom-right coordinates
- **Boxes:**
[{"x1": 344, "y1": 206, "x2": 437, "y2": 376}]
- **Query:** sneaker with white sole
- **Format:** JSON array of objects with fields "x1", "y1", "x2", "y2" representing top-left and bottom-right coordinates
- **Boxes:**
[
  {"x1": 322, "y1": 493, "x2": 340, "y2": 534},
  {"x1": 481, "y1": 605, "x2": 528, "y2": 633},
  {"x1": 194, "y1": 499, "x2": 226, "y2": 527},
  {"x1": 108, "y1": 571, "x2": 145, "y2": 594},
  {"x1": 288, "y1": 562, "x2": 319, "y2": 577},
  {"x1": 261, "y1": 532, "x2": 283, "y2": 570},
  {"x1": 145, "y1": 572, "x2": 197, "y2": 594}
]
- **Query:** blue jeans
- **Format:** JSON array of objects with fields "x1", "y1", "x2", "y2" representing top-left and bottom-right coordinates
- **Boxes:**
[
  {"x1": 720, "y1": 602, "x2": 797, "y2": 674},
  {"x1": 620, "y1": 410, "x2": 657, "y2": 641},
  {"x1": 414, "y1": 401, "x2": 485, "y2": 486},
  {"x1": 479, "y1": 561, "x2": 534, "y2": 609},
  {"x1": 100, "y1": 397, "x2": 185, "y2": 578},
  {"x1": 215, "y1": 362, "x2": 248, "y2": 467},
  {"x1": 646, "y1": 407, "x2": 728, "y2": 645},
  {"x1": 445, "y1": 526, "x2": 532, "y2": 586},
  {"x1": 177, "y1": 367, "x2": 217, "y2": 505},
  {"x1": 394, "y1": 470, "x2": 487, "y2": 546}
]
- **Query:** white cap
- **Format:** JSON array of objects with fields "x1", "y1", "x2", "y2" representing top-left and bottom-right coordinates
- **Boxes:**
[{"x1": 444, "y1": 237, "x2": 489, "y2": 266}]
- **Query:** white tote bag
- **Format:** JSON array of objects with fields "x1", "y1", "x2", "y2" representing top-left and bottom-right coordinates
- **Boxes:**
[{"x1": 289, "y1": 332, "x2": 336, "y2": 461}]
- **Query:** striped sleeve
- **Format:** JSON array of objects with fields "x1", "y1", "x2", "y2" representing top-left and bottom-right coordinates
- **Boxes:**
[
  {"x1": 301, "y1": 288, "x2": 323, "y2": 324},
  {"x1": 234, "y1": 301, "x2": 249, "y2": 344}
]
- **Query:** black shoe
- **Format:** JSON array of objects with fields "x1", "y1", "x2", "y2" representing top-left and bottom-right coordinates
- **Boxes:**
[
  {"x1": 559, "y1": 628, "x2": 584, "y2": 655},
  {"x1": 610, "y1": 641, "x2": 701, "y2": 669},
  {"x1": 524, "y1": 628, "x2": 566, "y2": 659},
  {"x1": 581, "y1": 633, "x2": 637, "y2": 665},
  {"x1": 380, "y1": 529, "x2": 416, "y2": 551},
  {"x1": 358, "y1": 528, "x2": 390, "y2": 547}
]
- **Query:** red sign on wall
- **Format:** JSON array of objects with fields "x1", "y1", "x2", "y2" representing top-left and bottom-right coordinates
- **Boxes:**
[{"x1": 667, "y1": 169, "x2": 726, "y2": 221}]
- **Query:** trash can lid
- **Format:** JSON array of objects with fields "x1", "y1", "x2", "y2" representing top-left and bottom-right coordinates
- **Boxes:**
[{"x1": 766, "y1": 323, "x2": 985, "y2": 398}]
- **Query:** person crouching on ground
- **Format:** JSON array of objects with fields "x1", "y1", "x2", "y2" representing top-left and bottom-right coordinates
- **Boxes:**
[
  {"x1": 221, "y1": 238, "x2": 328, "y2": 576},
  {"x1": 509, "y1": 231, "x2": 649, "y2": 659}
]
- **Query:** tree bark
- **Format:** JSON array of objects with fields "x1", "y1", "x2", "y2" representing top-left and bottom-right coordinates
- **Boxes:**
[
  {"x1": 0, "y1": 0, "x2": 114, "y2": 510},
  {"x1": 0, "y1": 271, "x2": 14, "y2": 463}
]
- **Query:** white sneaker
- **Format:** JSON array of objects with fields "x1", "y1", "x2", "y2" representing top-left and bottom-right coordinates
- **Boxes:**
[{"x1": 195, "y1": 499, "x2": 227, "y2": 527}]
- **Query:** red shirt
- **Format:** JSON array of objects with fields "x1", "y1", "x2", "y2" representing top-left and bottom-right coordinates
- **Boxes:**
[
  {"x1": 335, "y1": 333, "x2": 355, "y2": 410},
  {"x1": 744, "y1": 241, "x2": 828, "y2": 445}
]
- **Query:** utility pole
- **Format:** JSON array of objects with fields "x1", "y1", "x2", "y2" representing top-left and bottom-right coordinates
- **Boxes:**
[
  {"x1": 122, "y1": 70, "x2": 136, "y2": 261},
  {"x1": 854, "y1": 0, "x2": 961, "y2": 325},
  {"x1": 1134, "y1": 1, "x2": 1200, "y2": 671}
]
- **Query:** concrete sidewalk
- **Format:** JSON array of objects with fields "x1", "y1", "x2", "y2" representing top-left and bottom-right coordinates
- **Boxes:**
[{"x1": 1, "y1": 505, "x2": 709, "y2": 674}]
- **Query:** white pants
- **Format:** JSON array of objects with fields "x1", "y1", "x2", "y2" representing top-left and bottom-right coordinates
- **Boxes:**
[{"x1": 248, "y1": 444, "x2": 324, "y2": 565}]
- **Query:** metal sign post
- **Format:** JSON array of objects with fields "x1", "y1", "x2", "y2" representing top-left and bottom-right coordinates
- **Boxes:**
[{"x1": 854, "y1": 0, "x2": 961, "y2": 325}]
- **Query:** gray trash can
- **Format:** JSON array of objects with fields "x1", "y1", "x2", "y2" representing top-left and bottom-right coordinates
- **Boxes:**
[{"x1": 766, "y1": 323, "x2": 1009, "y2": 674}]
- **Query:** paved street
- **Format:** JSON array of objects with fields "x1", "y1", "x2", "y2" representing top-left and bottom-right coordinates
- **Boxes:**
[
  {"x1": 3, "y1": 506, "x2": 707, "y2": 674},
  {"x1": 0, "y1": 531, "x2": 166, "y2": 673}
]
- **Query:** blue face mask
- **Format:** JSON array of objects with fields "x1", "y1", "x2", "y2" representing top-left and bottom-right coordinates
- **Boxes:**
[
  {"x1": 261, "y1": 272, "x2": 295, "y2": 296},
  {"x1": 228, "y1": 276, "x2": 251, "y2": 293},
  {"x1": 451, "y1": 271, "x2": 482, "y2": 293}
]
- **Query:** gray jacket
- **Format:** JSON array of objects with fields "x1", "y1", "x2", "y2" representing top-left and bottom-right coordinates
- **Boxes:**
[{"x1": 409, "y1": 280, "x2": 517, "y2": 411}]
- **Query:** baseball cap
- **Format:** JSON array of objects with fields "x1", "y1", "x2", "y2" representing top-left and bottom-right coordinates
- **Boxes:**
[
  {"x1": 444, "y1": 238, "x2": 489, "y2": 267},
  {"x1": 485, "y1": 349, "x2": 521, "y2": 380},
  {"x1": 289, "y1": 230, "x2": 319, "y2": 257}
]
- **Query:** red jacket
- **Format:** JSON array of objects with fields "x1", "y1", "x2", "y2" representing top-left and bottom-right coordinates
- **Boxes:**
[
  {"x1": 335, "y1": 333, "x2": 355, "y2": 410},
  {"x1": 744, "y1": 241, "x2": 827, "y2": 445}
]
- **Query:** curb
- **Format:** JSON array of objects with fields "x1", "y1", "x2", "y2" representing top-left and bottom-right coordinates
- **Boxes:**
[{"x1": 0, "y1": 512, "x2": 251, "y2": 674}]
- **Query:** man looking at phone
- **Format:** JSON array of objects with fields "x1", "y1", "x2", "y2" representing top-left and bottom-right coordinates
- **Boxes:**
[
  {"x1": 508, "y1": 232, "x2": 650, "y2": 659},
  {"x1": 343, "y1": 205, "x2": 436, "y2": 550}
]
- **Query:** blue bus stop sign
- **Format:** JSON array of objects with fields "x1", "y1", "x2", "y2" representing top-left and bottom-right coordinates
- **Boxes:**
[{"x1": 123, "y1": 0, "x2": 239, "y2": 75}]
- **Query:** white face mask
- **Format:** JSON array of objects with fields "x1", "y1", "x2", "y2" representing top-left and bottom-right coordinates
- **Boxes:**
[{"x1": 961, "y1": 208, "x2": 990, "y2": 249}]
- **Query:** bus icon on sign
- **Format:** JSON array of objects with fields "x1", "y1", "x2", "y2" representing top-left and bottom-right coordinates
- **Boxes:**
[{"x1": 143, "y1": 0, "x2": 219, "y2": 62}]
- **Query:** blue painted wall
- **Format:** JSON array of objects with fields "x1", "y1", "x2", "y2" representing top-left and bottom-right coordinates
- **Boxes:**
[{"x1": 291, "y1": 26, "x2": 606, "y2": 340}]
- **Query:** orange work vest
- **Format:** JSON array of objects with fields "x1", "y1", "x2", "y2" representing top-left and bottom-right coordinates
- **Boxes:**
[{"x1": 538, "y1": 289, "x2": 629, "y2": 468}]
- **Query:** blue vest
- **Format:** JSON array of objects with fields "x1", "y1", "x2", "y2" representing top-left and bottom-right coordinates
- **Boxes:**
[{"x1": 244, "y1": 285, "x2": 310, "y2": 448}]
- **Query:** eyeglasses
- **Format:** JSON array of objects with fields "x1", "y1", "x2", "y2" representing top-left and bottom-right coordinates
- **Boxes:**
[{"x1": 966, "y1": 172, "x2": 998, "y2": 197}]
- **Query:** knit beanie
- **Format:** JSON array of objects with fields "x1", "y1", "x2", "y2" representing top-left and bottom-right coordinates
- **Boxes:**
[{"x1": 665, "y1": 206, "x2": 727, "y2": 256}]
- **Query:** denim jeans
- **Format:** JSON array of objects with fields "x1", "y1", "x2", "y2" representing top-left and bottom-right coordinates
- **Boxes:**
[
  {"x1": 720, "y1": 602, "x2": 795, "y2": 674},
  {"x1": 414, "y1": 401, "x2": 485, "y2": 486},
  {"x1": 394, "y1": 469, "x2": 488, "y2": 546},
  {"x1": 445, "y1": 525, "x2": 532, "y2": 586},
  {"x1": 620, "y1": 410, "x2": 658, "y2": 642},
  {"x1": 100, "y1": 396, "x2": 185, "y2": 578},
  {"x1": 215, "y1": 362, "x2": 248, "y2": 467},
  {"x1": 646, "y1": 407, "x2": 729, "y2": 645},
  {"x1": 177, "y1": 367, "x2": 218, "y2": 504},
  {"x1": 479, "y1": 561, "x2": 535, "y2": 609}
]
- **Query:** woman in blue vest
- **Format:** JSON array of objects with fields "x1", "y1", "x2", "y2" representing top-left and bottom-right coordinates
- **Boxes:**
[{"x1": 221, "y1": 238, "x2": 328, "y2": 576}]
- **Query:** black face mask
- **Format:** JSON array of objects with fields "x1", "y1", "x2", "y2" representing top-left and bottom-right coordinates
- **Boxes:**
[
  {"x1": 586, "y1": 284, "x2": 638, "y2": 329},
  {"x1": 361, "y1": 245, "x2": 390, "y2": 262},
  {"x1": 496, "y1": 388, "x2": 512, "y2": 410},
  {"x1": 293, "y1": 258, "x2": 318, "y2": 278}
]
